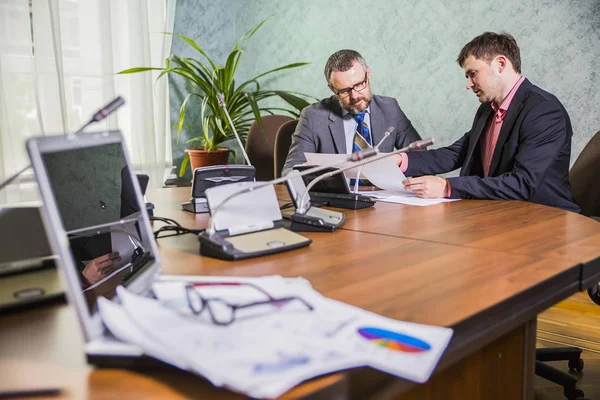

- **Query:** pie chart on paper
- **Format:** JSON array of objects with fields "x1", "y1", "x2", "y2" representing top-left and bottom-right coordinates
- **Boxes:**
[{"x1": 357, "y1": 327, "x2": 431, "y2": 353}]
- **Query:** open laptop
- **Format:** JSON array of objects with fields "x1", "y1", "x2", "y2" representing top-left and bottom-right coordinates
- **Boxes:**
[
  {"x1": 283, "y1": 170, "x2": 345, "y2": 232},
  {"x1": 0, "y1": 206, "x2": 63, "y2": 312},
  {"x1": 292, "y1": 165, "x2": 374, "y2": 210},
  {"x1": 27, "y1": 130, "x2": 163, "y2": 366}
]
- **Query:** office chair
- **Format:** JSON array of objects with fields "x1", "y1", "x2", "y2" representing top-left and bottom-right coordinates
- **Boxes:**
[
  {"x1": 245, "y1": 115, "x2": 293, "y2": 181},
  {"x1": 535, "y1": 129, "x2": 600, "y2": 400},
  {"x1": 274, "y1": 119, "x2": 299, "y2": 178},
  {"x1": 570, "y1": 129, "x2": 600, "y2": 305}
]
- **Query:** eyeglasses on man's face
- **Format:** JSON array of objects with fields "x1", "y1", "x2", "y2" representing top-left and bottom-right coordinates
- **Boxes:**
[
  {"x1": 329, "y1": 71, "x2": 368, "y2": 99},
  {"x1": 184, "y1": 282, "x2": 314, "y2": 326}
]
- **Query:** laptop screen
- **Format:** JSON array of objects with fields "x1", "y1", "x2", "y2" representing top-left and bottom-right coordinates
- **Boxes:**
[
  {"x1": 27, "y1": 131, "x2": 160, "y2": 333},
  {"x1": 292, "y1": 165, "x2": 351, "y2": 195},
  {"x1": 0, "y1": 206, "x2": 54, "y2": 275}
]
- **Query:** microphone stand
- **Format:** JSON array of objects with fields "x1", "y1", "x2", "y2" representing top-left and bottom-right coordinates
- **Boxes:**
[
  {"x1": 216, "y1": 93, "x2": 252, "y2": 166},
  {"x1": 0, "y1": 96, "x2": 126, "y2": 192},
  {"x1": 0, "y1": 165, "x2": 31, "y2": 192},
  {"x1": 74, "y1": 96, "x2": 125, "y2": 134}
]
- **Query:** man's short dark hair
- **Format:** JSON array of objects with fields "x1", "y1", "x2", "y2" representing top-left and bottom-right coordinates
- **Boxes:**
[
  {"x1": 457, "y1": 32, "x2": 521, "y2": 74},
  {"x1": 324, "y1": 49, "x2": 368, "y2": 84}
]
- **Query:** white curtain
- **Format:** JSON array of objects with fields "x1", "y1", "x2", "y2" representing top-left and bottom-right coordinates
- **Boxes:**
[{"x1": 0, "y1": 0, "x2": 176, "y2": 204}]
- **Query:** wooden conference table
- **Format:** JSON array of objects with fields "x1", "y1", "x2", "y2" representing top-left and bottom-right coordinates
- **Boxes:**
[{"x1": 1, "y1": 186, "x2": 599, "y2": 400}]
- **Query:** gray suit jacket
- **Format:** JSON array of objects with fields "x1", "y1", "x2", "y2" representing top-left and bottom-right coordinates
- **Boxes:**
[{"x1": 282, "y1": 95, "x2": 421, "y2": 175}]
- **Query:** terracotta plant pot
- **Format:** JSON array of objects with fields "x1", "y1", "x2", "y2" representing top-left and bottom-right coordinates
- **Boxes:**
[{"x1": 185, "y1": 148, "x2": 231, "y2": 173}]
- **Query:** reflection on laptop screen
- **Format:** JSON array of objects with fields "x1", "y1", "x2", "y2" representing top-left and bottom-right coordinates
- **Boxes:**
[{"x1": 40, "y1": 141, "x2": 156, "y2": 313}]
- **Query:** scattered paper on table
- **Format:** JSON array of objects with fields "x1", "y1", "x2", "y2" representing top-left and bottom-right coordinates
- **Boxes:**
[
  {"x1": 361, "y1": 190, "x2": 461, "y2": 206},
  {"x1": 98, "y1": 275, "x2": 454, "y2": 398}
]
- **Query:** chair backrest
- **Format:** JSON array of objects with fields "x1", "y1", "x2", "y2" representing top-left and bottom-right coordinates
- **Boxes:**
[
  {"x1": 245, "y1": 115, "x2": 293, "y2": 181},
  {"x1": 274, "y1": 119, "x2": 299, "y2": 179},
  {"x1": 570, "y1": 129, "x2": 600, "y2": 217}
]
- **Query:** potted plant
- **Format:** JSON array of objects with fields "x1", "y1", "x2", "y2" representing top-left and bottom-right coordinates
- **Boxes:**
[{"x1": 118, "y1": 17, "x2": 314, "y2": 177}]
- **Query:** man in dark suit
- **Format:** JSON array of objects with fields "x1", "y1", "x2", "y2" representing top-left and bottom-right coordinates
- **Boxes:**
[
  {"x1": 282, "y1": 49, "x2": 421, "y2": 176},
  {"x1": 399, "y1": 32, "x2": 580, "y2": 213}
]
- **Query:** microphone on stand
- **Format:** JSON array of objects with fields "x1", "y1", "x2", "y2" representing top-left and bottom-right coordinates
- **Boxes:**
[
  {"x1": 0, "y1": 96, "x2": 126, "y2": 192},
  {"x1": 74, "y1": 96, "x2": 125, "y2": 134}
]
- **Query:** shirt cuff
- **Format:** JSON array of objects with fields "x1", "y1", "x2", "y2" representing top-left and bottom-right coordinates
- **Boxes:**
[{"x1": 399, "y1": 153, "x2": 409, "y2": 173}]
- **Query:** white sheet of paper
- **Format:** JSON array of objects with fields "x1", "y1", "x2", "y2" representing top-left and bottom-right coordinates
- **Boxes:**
[
  {"x1": 360, "y1": 155, "x2": 408, "y2": 191},
  {"x1": 110, "y1": 221, "x2": 138, "y2": 269},
  {"x1": 360, "y1": 190, "x2": 461, "y2": 206},
  {"x1": 96, "y1": 296, "x2": 190, "y2": 372},
  {"x1": 333, "y1": 307, "x2": 453, "y2": 383},
  {"x1": 303, "y1": 152, "x2": 409, "y2": 191}
]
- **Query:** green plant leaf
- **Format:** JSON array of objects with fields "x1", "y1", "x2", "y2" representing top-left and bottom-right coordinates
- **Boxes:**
[
  {"x1": 238, "y1": 14, "x2": 275, "y2": 46},
  {"x1": 179, "y1": 153, "x2": 190, "y2": 177},
  {"x1": 177, "y1": 92, "x2": 203, "y2": 139},
  {"x1": 167, "y1": 33, "x2": 218, "y2": 71},
  {"x1": 247, "y1": 62, "x2": 310, "y2": 83},
  {"x1": 273, "y1": 91, "x2": 311, "y2": 110},
  {"x1": 245, "y1": 92, "x2": 264, "y2": 133},
  {"x1": 117, "y1": 67, "x2": 164, "y2": 74},
  {"x1": 223, "y1": 49, "x2": 242, "y2": 93}
]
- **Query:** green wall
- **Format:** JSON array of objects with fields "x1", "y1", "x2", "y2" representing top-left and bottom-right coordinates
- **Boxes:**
[{"x1": 171, "y1": 0, "x2": 600, "y2": 181}]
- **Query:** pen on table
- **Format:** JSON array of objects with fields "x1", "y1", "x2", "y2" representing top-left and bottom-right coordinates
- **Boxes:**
[{"x1": 0, "y1": 388, "x2": 62, "y2": 399}]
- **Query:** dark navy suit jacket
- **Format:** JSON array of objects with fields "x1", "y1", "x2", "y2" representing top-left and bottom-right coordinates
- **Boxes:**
[{"x1": 405, "y1": 79, "x2": 580, "y2": 213}]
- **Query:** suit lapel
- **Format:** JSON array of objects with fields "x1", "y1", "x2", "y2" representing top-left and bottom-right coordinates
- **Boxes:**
[
  {"x1": 328, "y1": 110, "x2": 346, "y2": 154},
  {"x1": 369, "y1": 98, "x2": 384, "y2": 148},
  {"x1": 464, "y1": 106, "x2": 493, "y2": 173},
  {"x1": 487, "y1": 80, "x2": 529, "y2": 176}
]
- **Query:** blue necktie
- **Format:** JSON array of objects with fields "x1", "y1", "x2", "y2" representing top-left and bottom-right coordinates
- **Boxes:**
[
  {"x1": 351, "y1": 112, "x2": 372, "y2": 187},
  {"x1": 352, "y1": 112, "x2": 372, "y2": 153}
]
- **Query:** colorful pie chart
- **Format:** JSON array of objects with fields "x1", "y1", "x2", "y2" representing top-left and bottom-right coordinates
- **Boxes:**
[{"x1": 358, "y1": 327, "x2": 431, "y2": 353}]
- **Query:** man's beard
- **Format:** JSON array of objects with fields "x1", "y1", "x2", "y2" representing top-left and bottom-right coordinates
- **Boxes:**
[{"x1": 338, "y1": 88, "x2": 373, "y2": 114}]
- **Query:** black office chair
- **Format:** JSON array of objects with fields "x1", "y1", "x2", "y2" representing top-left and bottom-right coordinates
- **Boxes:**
[
  {"x1": 569, "y1": 129, "x2": 600, "y2": 305},
  {"x1": 535, "y1": 129, "x2": 600, "y2": 400}
]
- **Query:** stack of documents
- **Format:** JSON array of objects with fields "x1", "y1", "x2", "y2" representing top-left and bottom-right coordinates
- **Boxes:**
[
  {"x1": 360, "y1": 190, "x2": 460, "y2": 206},
  {"x1": 99, "y1": 276, "x2": 453, "y2": 398}
]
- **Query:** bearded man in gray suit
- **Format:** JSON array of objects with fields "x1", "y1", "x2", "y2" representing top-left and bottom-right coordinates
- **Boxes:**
[{"x1": 282, "y1": 49, "x2": 421, "y2": 176}]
